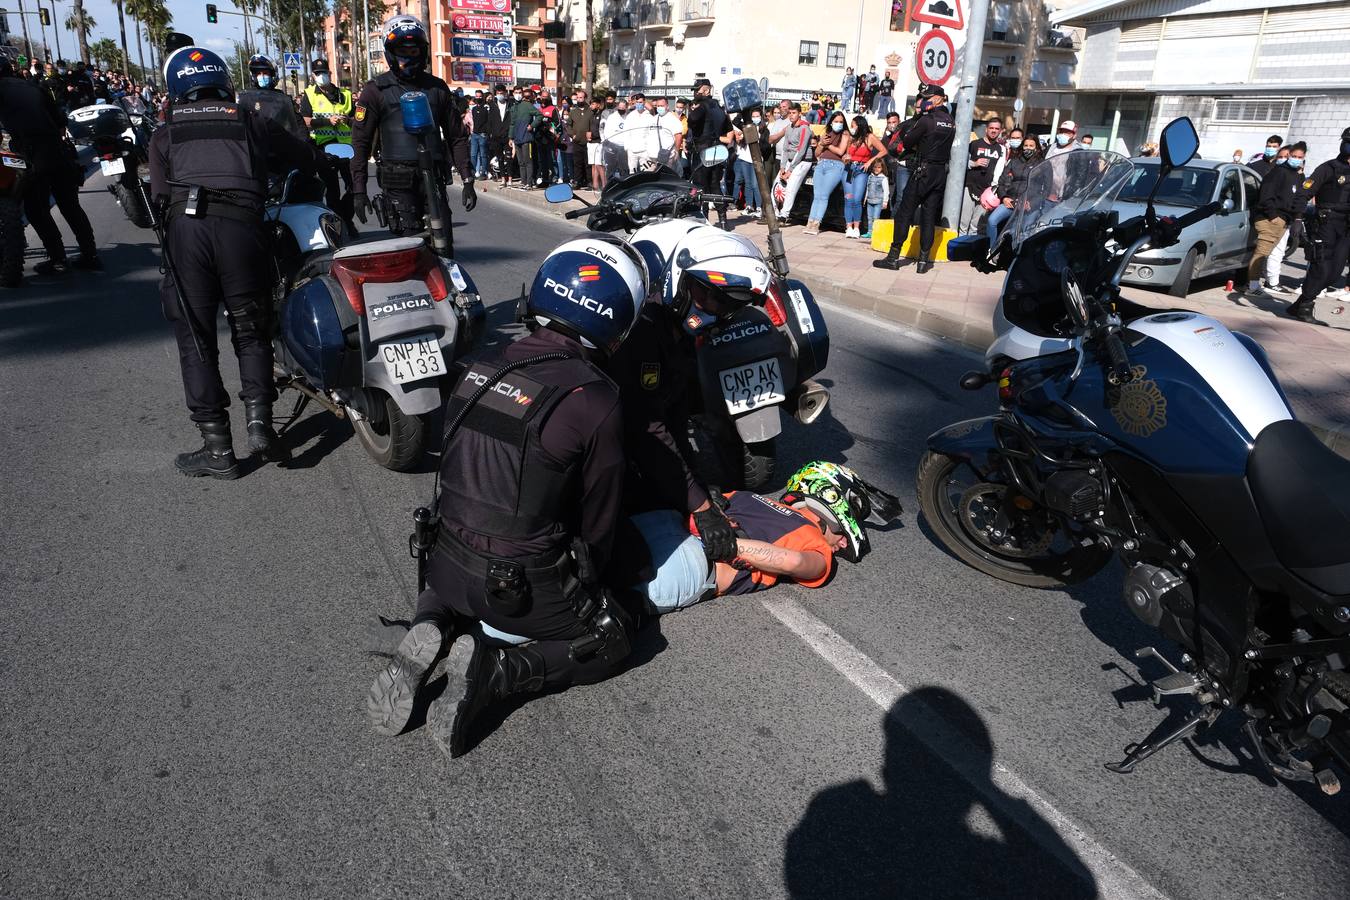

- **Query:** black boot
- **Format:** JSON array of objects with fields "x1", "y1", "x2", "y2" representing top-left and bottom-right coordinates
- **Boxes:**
[
  {"x1": 916, "y1": 258, "x2": 933, "y2": 275},
  {"x1": 244, "y1": 400, "x2": 288, "y2": 462},
  {"x1": 1285, "y1": 300, "x2": 1318, "y2": 323},
  {"x1": 72, "y1": 252, "x2": 103, "y2": 271},
  {"x1": 872, "y1": 246, "x2": 904, "y2": 270},
  {"x1": 175, "y1": 421, "x2": 240, "y2": 479},
  {"x1": 430, "y1": 636, "x2": 546, "y2": 759},
  {"x1": 365, "y1": 620, "x2": 450, "y2": 736}
]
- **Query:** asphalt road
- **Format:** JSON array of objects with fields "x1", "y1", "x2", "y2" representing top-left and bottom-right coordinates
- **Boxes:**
[{"x1": 3, "y1": 176, "x2": 1349, "y2": 900}]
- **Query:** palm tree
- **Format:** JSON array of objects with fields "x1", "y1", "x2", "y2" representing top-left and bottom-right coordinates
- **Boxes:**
[
  {"x1": 141, "y1": 2, "x2": 171, "y2": 83},
  {"x1": 114, "y1": 0, "x2": 131, "y2": 75},
  {"x1": 71, "y1": 0, "x2": 91, "y2": 64}
]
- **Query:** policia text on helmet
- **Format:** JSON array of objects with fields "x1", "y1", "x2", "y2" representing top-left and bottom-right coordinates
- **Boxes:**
[
  {"x1": 149, "y1": 46, "x2": 318, "y2": 478},
  {"x1": 367, "y1": 235, "x2": 650, "y2": 759},
  {"x1": 347, "y1": 14, "x2": 477, "y2": 252}
]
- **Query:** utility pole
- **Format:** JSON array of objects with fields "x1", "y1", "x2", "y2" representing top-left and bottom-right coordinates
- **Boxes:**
[
  {"x1": 37, "y1": 5, "x2": 50, "y2": 62},
  {"x1": 298, "y1": 5, "x2": 308, "y2": 89},
  {"x1": 16, "y1": 0, "x2": 35, "y2": 63},
  {"x1": 363, "y1": 0, "x2": 372, "y2": 83},
  {"x1": 940, "y1": 0, "x2": 992, "y2": 229},
  {"x1": 51, "y1": 2, "x2": 63, "y2": 64}
]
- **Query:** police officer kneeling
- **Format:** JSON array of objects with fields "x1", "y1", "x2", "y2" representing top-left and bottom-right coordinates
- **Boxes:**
[
  {"x1": 366, "y1": 236, "x2": 648, "y2": 758},
  {"x1": 150, "y1": 47, "x2": 317, "y2": 477}
]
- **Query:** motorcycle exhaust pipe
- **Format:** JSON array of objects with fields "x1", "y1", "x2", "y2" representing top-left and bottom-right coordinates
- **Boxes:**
[{"x1": 791, "y1": 380, "x2": 830, "y2": 425}]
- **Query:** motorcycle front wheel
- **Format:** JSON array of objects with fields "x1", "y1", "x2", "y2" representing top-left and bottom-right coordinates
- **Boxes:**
[
  {"x1": 351, "y1": 389, "x2": 426, "y2": 472},
  {"x1": 916, "y1": 450, "x2": 1111, "y2": 588}
]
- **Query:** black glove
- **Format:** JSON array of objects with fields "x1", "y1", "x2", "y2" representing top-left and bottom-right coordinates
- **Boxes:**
[
  {"x1": 693, "y1": 505, "x2": 738, "y2": 563},
  {"x1": 351, "y1": 191, "x2": 370, "y2": 224},
  {"x1": 462, "y1": 180, "x2": 477, "y2": 212}
]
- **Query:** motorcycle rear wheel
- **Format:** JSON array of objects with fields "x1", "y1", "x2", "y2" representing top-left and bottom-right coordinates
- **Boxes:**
[
  {"x1": 351, "y1": 390, "x2": 426, "y2": 472},
  {"x1": 917, "y1": 450, "x2": 1112, "y2": 588},
  {"x1": 114, "y1": 179, "x2": 153, "y2": 228},
  {"x1": 0, "y1": 196, "x2": 24, "y2": 287}
]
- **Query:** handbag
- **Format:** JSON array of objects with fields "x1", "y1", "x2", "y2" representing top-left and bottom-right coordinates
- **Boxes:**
[{"x1": 979, "y1": 186, "x2": 1000, "y2": 211}]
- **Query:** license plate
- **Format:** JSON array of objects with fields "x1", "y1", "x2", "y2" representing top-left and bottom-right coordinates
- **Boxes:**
[
  {"x1": 380, "y1": 332, "x2": 446, "y2": 385},
  {"x1": 1, "y1": 156, "x2": 26, "y2": 169},
  {"x1": 720, "y1": 357, "x2": 785, "y2": 414},
  {"x1": 100, "y1": 158, "x2": 126, "y2": 176}
]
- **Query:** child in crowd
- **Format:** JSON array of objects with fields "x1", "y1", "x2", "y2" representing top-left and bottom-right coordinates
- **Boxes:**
[{"x1": 863, "y1": 158, "x2": 889, "y2": 240}]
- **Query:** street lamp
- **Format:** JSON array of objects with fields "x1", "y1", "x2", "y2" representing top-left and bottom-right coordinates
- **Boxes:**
[{"x1": 662, "y1": 58, "x2": 672, "y2": 95}]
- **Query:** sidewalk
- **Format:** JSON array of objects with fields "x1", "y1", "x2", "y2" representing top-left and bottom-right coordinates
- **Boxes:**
[{"x1": 481, "y1": 181, "x2": 1350, "y2": 454}]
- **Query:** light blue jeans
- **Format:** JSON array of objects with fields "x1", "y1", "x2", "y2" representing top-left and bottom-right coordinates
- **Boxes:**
[
  {"x1": 809, "y1": 159, "x2": 846, "y2": 223},
  {"x1": 629, "y1": 510, "x2": 717, "y2": 613},
  {"x1": 986, "y1": 203, "x2": 1014, "y2": 247},
  {"x1": 866, "y1": 201, "x2": 882, "y2": 232},
  {"x1": 843, "y1": 167, "x2": 868, "y2": 222},
  {"x1": 734, "y1": 158, "x2": 761, "y2": 210}
]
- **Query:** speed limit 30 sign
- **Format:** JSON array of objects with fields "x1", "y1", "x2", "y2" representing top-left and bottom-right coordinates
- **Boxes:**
[{"x1": 915, "y1": 29, "x2": 955, "y2": 86}]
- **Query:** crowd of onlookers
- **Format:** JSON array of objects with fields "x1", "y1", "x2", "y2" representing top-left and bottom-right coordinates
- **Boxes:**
[{"x1": 6, "y1": 56, "x2": 160, "y2": 116}]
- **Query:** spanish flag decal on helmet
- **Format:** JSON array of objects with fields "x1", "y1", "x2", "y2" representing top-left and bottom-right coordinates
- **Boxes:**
[
  {"x1": 706, "y1": 271, "x2": 727, "y2": 284},
  {"x1": 189, "y1": 51, "x2": 203, "y2": 61},
  {"x1": 579, "y1": 264, "x2": 602, "y2": 282}
]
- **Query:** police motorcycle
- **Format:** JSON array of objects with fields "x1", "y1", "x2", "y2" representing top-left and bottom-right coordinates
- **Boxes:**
[
  {"x1": 267, "y1": 94, "x2": 484, "y2": 472},
  {"x1": 545, "y1": 117, "x2": 829, "y2": 489},
  {"x1": 921, "y1": 118, "x2": 1350, "y2": 793},
  {"x1": 68, "y1": 102, "x2": 153, "y2": 227}
]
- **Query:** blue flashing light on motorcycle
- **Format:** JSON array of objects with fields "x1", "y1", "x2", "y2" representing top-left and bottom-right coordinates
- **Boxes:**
[{"x1": 398, "y1": 91, "x2": 434, "y2": 135}]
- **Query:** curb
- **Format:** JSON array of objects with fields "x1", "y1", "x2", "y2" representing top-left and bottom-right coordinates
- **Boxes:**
[{"x1": 480, "y1": 181, "x2": 1350, "y2": 458}]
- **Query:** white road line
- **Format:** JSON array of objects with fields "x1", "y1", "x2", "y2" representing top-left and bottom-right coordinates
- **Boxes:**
[{"x1": 761, "y1": 594, "x2": 1169, "y2": 900}]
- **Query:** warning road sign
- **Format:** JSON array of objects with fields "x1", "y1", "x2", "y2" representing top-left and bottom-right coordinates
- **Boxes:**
[
  {"x1": 911, "y1": 0, "x2": 964, "y2": 29},
  {"x1": 915, "y1": 29, "x2": 955, "y2": 86}
]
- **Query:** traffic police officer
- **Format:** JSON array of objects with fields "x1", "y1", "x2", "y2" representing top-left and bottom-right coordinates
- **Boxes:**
[
  {"x1": 1289, "y1": 127, "x2": 1350, "y2": 323},
  {"x1": 149, "y1": 46, "x2": 316, "y2": 478},
  {"x1": 349, "y1": 15, "x2": 476, "y2": 253},
  {"x1": 236, "y1": 55, "x2": 309, "y2": 142},
  {"x1": 0, "y1": 54, "x2": 100, "y2": 276},
  {"x1": 366, "y1": 235, "x2": 649, "y2": 759},
  {"x1": 299, "y1": 57, "x2": 356, "y2": 227},
  {"x1": 874, "y1": 82, "x2": 956, "y2": 274}
]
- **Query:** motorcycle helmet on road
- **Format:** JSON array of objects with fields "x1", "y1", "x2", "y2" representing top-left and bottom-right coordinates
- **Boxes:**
[
  {"x1": 383, "y1": 15, "x2": 429, "y2": 78},
  {"x1": 527, "y1": 235, "x2": 648, "y2": 355},
  {"x1": 781, "y1": 460, "x2": 903, "y2": 563},
  {"x1": 247, "y1": 54, "x2": 278, "y2": 89},
  {"x1": 164, "y1": 47, "x2": 234, "y2": 103}
]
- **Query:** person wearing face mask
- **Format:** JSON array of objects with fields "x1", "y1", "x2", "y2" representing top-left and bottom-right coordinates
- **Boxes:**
[
  {"x1": 875, "y1": 70, "x2": 897, "y2": 118},
  {"x1": 873, "y1": 82, "x2": 955, "y2": 273},
  {"x1": 238, "y1": 55, "x2": 309, "y2": 142},
  {"x1": 687, "y1": 78, "x2": 734, "y2": 228},
  {"x1": 862, "y1": 65, "x2": 879, "y2": 114},
  {"x1": 962, "y1": 118, "x2": 1004, "y2": 235},
  {"x1": 1247, "y1": 142, "x2": 1306, "y2": 300},
  {"x1": 567, "y1": 89, "x2": 593, "y2": 188},
  {"x1": 653, "y1": 96, "x2": 682, "y2": 170},
  {"x1": 484, "y1": 85, "x2": 514, "y2": 186},
  {"x1": 1288, "y1": 128, "x2": 1350, "y2": 322},
  {"x1": 731, "y1": 110, "x2": 764, "y2": 220},
  {"x1": 507, "y1": 88, "x2": 544, "y2": 188},
  {"x1": 348, "y1": 15, "x2": 476, "y2": 248},
  {"x1": 985, "y1": 136, "x2": 1041, "y2": 248},
  {"x1": 468, "y1": 90, "x2": 491, "y2": 180},
  {"x1": 299, "y1": 58, "x2": 356, "y2": 229},
  {"x1": 880, "y1": 110, "x2": 909, "y2": 220},
  {"x1": 1044, "y1": 120, "x2": 1078, "y2": 160},
  {"x1": 1247, "y1": 134, "x2": 1284, "y2": 178}
]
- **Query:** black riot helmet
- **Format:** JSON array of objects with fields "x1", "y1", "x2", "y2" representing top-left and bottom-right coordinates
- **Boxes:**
[
  {"x1": 248, "y1": 54, "x2": 278, "y2": 89},
  {"x1": 164, "y1": 32, "x2": 195, "y2": 56},
  {"x1": 383, "y1": 14, "x2": 429, "y2": 79}
]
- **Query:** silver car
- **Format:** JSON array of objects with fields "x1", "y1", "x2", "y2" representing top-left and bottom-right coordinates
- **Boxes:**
[{"x1": 1118, "y1": 158, "x2": 1260, "y2": 296}]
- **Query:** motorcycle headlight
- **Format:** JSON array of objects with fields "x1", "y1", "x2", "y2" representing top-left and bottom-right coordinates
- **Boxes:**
[{"x1": 319, "y1": 212, "x2": 344, "y2": 249}]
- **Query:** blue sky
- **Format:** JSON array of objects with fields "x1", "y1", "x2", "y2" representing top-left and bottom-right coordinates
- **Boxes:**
[{"x1": 16, "y1": 0, "x2": 265, "y2": 63}]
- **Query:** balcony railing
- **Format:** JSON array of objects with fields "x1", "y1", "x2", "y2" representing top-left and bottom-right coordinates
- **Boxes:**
[
  {"x1": 977, "y1": 74, "x2": 1020, "y2": 97},
  {"x1": 681, "y1": 0, "x2": 714, "y2": 22},
  {"x1": 1040, "y1": 29, "x2": 1080, "y2": 50},
  {"x1": 611, "y1": 13, "x2": 636, "y2": 31},
  {"x1": 640, "y1": 2, "x2": 673, "y2": 27}
]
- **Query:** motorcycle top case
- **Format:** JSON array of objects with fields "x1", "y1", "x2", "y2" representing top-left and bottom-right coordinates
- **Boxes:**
[
  {"x1": 281, "y1": 275, "x2": 351, "y2": 391},
  {"x1": 782, "y1": 279, "x2": 829, "y2": 382},
  {"x1": 67, "y1": 104, "x2": 132, "y2": 143}
]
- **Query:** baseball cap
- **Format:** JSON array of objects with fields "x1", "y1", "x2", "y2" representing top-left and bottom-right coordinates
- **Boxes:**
[{"x1": 1059, "y1": 120, "x2": 1078, "y2": 132}]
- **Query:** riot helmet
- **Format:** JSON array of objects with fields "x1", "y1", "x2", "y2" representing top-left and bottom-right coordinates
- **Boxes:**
[
  {"x1": 527, "y1": 235, "x2": 648, "y2": 355},
  {"x1": 164, "y1": 46, "x2": 234, "y2": 103},
  {"x1": 248, "y1": 54, "x2": 278, "y2": 89},
  {"x1": 383, "y1": 15, "x2": 429, "y2": 79}
]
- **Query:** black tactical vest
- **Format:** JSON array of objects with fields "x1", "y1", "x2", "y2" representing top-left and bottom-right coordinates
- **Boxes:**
[
  {"x1": 1314, "y1": 159, "x2": 1350, "y2": 213},
  {"x1": 438, "y1": 352, "x2": 608, "y2": 554},
  {"x1": 373, "y1": 72, "x2": 446, "y2": 165},
  {"x1": 165, "y1": 100, "x2": 263, "y2": 205},
  {"x1": 237, "y1": 88, "x2": 308, "y2": 142}
]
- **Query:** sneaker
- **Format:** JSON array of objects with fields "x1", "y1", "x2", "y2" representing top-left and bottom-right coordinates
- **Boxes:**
[
  {"x1": 1263, "y1": 279, "x2": 1292, "y2": 295},
  {"x1": 33, "y1": 258, "x2": 69, "y2": 275},
  {"x1": 860, "y1": 230, "x2": 872, "y2": 239},
  {"x1": 365, "y1": 621, "x2": 448, "y2": 736},
  {"x1": 1245, "y1": 284, "x2": 1271, "y2": 299},
  {"x1": 803, "y1": 220, "x2": 820, "y2": 236}
]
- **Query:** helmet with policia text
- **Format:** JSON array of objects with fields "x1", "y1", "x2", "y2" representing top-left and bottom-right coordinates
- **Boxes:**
[
  {"x1": 247, "y1": 54, "x2": 278, "y2": 88},
  {"x1": 780, "y1": 461, "x2": 903, "y2": 563},
  {"x1": 164, "y1": 47, "x2": 234, "y2": 103},
  {"x1": 527, "y1": 234, "x2": 648, "y2": 355},
  {"x1": 383, "y1": 14, "x2": 430, "y2": 78},
  {"x1": 663, "y1": 225, "x2": 773, "y2": 335}
]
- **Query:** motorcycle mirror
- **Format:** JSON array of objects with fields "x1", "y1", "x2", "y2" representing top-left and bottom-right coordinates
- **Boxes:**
[
  {"x1": 324, "y1": 143, "x2": 355, "y2": 160},
  {"x1": 1061, "y1": 267, "x2": 1090, "y2": 332},
  {"x1": 946, "y1": 234, "x2": 989, "y2": 263},
  {"x1": 702, "y1": 145, "x2": 730, "y2": 166},
  {"x1": 1159, "y1": 117, "x2": 1199, "y2": 171},
  {"x1": 544, "y1": 183, "x2": 575, "y2": 204}
]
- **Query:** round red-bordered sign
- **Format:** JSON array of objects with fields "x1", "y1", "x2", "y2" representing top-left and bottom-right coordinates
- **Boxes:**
[{"x1": 916, "y1": 29, "x2": 956, "y2": 86}]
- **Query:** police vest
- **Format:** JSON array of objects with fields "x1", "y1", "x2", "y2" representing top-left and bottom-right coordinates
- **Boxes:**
[
  {"x1": 164, "y1": 100, "x2": 264, "y2": 210},
  {"x1": 304, "y1": 84, "x2": 353, "y2": 146},
  {"x1": 372, "y1": 71, "x2": 445, "y2": 165},
  {"x1": 438, "y1": 351, "x2": 609, "y2": 553},
  {"x1": 1311, "y1": 159, "x2": 1350, "y2": 213},
  {"x1": 237, "y1": 88, "x2": 308, "y2": 143}
]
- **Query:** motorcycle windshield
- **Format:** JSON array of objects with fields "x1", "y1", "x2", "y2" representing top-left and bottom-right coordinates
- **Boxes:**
[
  {"x1": 600, "y1": 121, "x2": 680, "y2": 177},
  {"x1": 1009, "y1": 150, "x2": 1135, "y2": 250}
]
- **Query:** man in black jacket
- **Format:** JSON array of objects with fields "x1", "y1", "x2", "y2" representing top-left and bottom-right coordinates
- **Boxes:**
[
  {"x1": 1247, "y1": 134, "x2": 1284, "y2": 177},
  {"x1": 687, "y1": 78, "x2": 733, "y2": 228},
  {"x1": 874, "y1": 83, "x2": 956, "y2": 274},
  {"x1": 1289, "y1": 130, "x2": 1350, "y2": 322},
  {"x1": 1247, "y1": 142, "x2": 1304, "y2": 299},
  {"x1": 483, "y1": 84, "x2": 514, "y2": 184}
]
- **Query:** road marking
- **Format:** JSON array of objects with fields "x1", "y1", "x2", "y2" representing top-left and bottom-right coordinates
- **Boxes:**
[{"x1": 760, "y1": 594, "x2": 1169, "y2": 900}]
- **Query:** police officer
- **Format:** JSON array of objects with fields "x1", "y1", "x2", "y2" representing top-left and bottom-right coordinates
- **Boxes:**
[
  {"x1": 365, "y1": 235, "x2": 649, "y2": 758},
  {"x1": 236, "y1": 55, "x2": 308, "y2": 142},
  {"x1": 687, "y1": 78, "x2": 733, "y2": 228},
  {"x1": 299, "y1": 57, "x2": 356, "y2": 228},
  {"x1": 873, "y1": 83, "x2": 955, "y2": 274},
  {"x1": 149, "y1": 47, "x2": 317, "y2": 478},
  {"x1": 1289, "y1": 127, "x2": 1350, "y2": 323},
  {"x1": 0, "y1": 54, "x2": 99, "y2": 276},
  {"x1": 349, "y1": 15, "x2": 476, "y2": 252}
]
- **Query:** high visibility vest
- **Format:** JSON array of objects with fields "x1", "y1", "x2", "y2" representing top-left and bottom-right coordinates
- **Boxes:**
[{"x1": 305, "y1": 85, "x2": 354, "y2": 146}]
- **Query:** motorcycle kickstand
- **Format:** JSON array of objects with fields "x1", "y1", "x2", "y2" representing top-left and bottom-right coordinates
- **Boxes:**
[
  {"x1": 1104, "y1": 706, "x2": 1219, "y2": 774},
  {"x1": 277, "y1": 390, "x2": 311, "y2": 436}
]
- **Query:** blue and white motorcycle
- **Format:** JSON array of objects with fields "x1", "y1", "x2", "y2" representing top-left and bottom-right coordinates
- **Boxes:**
[{"x1": 925, "y1": 118, "x2": 1350, "y2": 793}]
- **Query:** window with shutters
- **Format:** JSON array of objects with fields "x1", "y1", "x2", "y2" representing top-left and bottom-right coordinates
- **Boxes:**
[
  {"x1": 827, "y1": 43, "x2": 846, "y2": 68},
  {"x1": 799, "y1": 40, "x2": 819, "y2": 65},
  {"x1": 1211, "y1": 98, "x2": 1294, "y2": 125}
]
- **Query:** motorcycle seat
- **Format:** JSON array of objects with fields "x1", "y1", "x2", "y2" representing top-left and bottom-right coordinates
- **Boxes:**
[{"x1": 1248, "y1": 419, "x2": 1350, "y2": 596}]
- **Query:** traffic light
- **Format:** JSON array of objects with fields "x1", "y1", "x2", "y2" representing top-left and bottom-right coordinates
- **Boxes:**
[
  {"x1": 205, "y1": 4, "x2": 218, "y2": 24},
  {"x1": 38, "y1": 7, "x2": 50, "y2": 27}
]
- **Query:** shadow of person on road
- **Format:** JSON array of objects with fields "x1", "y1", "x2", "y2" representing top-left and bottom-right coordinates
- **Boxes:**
[
  {"x1": 278, "y1": 407, "x2": 354, "y2": 470},
  {"x1": 784, "y1": 687, "x2": 1100, "y2": 899}
]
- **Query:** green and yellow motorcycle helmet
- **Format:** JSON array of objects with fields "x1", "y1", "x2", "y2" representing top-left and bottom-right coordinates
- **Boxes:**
[{"x1": 781, "y1": 460, "x2": 903, "y2": 563}]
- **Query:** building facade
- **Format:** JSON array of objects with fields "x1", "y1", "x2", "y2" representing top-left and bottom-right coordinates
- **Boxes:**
[
  {"x1": 974, "y1": 0, "x2": 1084, "y2": 133},
  {"x1": 1052, "y1": 0, "x2": 1350, "y2": 161}
]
